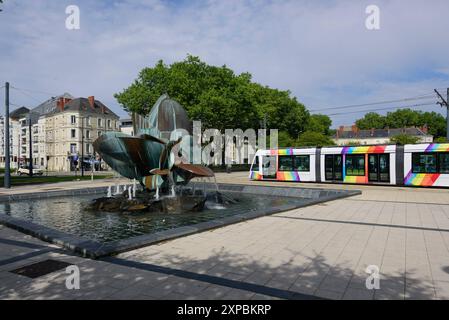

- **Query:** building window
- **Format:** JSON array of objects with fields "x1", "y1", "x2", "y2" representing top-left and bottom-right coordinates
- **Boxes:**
[
  {"x1": 345, "y1": 155, "x2": 365, "y2": 176},
  {"x1": 86, "y1": 116, "x2": 91, "y2": 125},
  {"x1": 279, "y1": 156, "x2": 294, "y2": 171},
  {"x1": 71, "y1": 115, "x2": 76, "y2": 124},
  {"x1": 293, "y1": 155, "x2": 310, "y2": 172},
  {"x1": 107, "y1": 119, "x2": 111, "y2": 129},
  {"x1": 98, "y1": 131, "x2": 102, "y2": 137},
  {"x1": 439, "y1": 153, "x2": 449, "y2": 174},
  {"x1": 412, "y1": 153, "x2": 437, "y2": 174},
  {"x1": 71, "y1": 129, "x2": 76, "y2": 138},
  {"x1": 70, "y1": 144, "x2": 76, "y2": 154},
  {"x1": 86, "y1": 144, "x2": 90, "y2": 153},
  {"x1": 98, "y1": 119, "x2": 102, "y2": 127},
  {"x1": 86, "y1": 130, "x2": 90, "y2": 139}
]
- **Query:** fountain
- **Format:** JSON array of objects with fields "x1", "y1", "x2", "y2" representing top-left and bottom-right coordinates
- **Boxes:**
[{"x1": 88, "y1": 94, "x2": 223, "y2": 214}]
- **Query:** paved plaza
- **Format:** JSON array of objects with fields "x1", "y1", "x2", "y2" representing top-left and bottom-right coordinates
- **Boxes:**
[{"x1": 1, "y1": 172, "x2": 449, "y2": 299}]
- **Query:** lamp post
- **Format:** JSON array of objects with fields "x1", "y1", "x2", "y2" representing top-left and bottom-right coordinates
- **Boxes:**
[
  {"x1": 4, "y1": 82, "x2": 10, "y2": 188},
  {"x1": 80, "y1": 116, "x2": 84, "y2": 177}
]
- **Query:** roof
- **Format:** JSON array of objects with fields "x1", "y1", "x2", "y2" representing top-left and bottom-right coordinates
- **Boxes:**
[
  {"x1": 46, "y1": 97, "x2": 119, "y2": 119},
  {"x1": 9, "y1": 107, "x2": 30, "y2": 120},
  {"x1": 31, "y1": 93, "x2": 74, "y2": 116},
  {"x1": 334, "y1": 127, "x2": 432, "y2": 139}
]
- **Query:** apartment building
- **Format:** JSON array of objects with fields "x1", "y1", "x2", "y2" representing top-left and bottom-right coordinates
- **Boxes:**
[
  {"x1": 0, "y1": 94, "x2": 120, "y2": 172},
  {"x1": 119, "y1": 118, "x2": 134, "y2": 136},
  {"x1": 0, "y1": 107, "x2": 30, "y2": 170},
  {"x1": 43, "y1": 96, "x2": 119, "y2": 171}
]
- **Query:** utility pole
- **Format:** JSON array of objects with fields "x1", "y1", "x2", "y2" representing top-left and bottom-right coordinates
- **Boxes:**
[
  {"x1": 28, "y1": 115, "x2": 33, "y2": 177},
  {"x1": 81, "y1": 116, "x2": 84, "y2": 177},
  {"x1": 4, "y1": 82, "x2": 10, "y2": 188},
  {"x1": 434, "y1": 89, "x2": 449, "y2": 140}
]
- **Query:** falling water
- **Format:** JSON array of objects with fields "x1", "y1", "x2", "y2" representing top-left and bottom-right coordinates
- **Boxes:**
[
  {"x1": 128, "y1": 186, "x2": 132, "y2": 200},
  {"x1": 155, "y1": 185, "x2": 160, "y2": 200},
  {"x1": 132, "y1": 179, "x2": 137, "y2": 197}
]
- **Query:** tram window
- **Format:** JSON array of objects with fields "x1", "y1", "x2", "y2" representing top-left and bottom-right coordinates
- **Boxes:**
[
  {"x1": 293, "y1": 155, "x2": 310, "y2": 172},
  {"x1": 345, "y1": 155, "x2": 365, "y2": 176},
  {"x1": 250, "y1": 155, "x2": 259, "y2": 171},
  {"x1": 439, "y1": 153, "x2": 449, "y2": 174},
  {"x1": 412, "y1": 153, "x2": 437, "y2": 173},
  {"x1": 279, "y1": 156, "x2": 294, "y2": 171}
]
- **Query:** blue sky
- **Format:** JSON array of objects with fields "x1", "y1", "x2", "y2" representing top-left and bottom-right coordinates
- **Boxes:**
[{"x1": 1, "y1": 0, "x2": 449, "y2": 127}]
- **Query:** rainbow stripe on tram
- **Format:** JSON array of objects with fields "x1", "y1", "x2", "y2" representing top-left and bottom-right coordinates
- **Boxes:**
[
  {"x1": 424, "y1": 144, "x2": 449, "y2": 152},
  {"x1": 250, "y1": 171, "x2": 263, "y2": 180},
  {"x1": 277, "y1": 149, "x2": 294, "y2": 155},
  {"x1": 404, "y1": 171, "x2": 440, "y2": 186},
  {"x1": 276, "y1": 171, "x2": 300, "y2": 181},
  {"x1": 341, "y1": 146, "x2": 387, "y2": 154}
]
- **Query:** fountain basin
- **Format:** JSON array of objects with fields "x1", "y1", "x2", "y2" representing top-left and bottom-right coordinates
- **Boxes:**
[{"x1": 0, "y1": 183, "x2": 360, "y2": 258}]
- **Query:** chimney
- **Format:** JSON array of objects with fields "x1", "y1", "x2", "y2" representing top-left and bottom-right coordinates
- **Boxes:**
[
  {"x1": 57, "y1": 97, "x2": 65, "y2": 111},
  {"x1": 422, "y1": 124, "x2": 428, "y2": 134},
  {"x1": 88, "y1": 96, "x2": 95, "y2": 109}
]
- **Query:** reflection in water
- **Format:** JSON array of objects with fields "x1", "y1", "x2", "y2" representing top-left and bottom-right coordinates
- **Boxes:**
[{"x1": 1, "y1": 193, "x2": 306, "y2": 243}]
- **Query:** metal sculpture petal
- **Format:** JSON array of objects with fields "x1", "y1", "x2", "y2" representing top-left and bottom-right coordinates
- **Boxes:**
[{"x1": 93, "y1": 94, "x2": 213, "y2": 191}]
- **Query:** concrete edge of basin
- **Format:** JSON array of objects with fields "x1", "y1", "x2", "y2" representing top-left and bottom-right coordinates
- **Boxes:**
[{"x1": 0, "y1": 183, "x2": 361, "y2": 259}]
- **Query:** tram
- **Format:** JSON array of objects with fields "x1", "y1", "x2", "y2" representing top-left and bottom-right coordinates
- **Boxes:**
[{"x1": 249, "y1": 143, "x2": 449, "y2": 187}]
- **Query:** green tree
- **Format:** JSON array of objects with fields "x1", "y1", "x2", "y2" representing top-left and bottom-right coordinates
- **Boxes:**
[
  {"x1": 433, "y1": 137, "x2": 448, "y2": 143},
  {"x1": 277, "y1": 131, "x2": 296, "y2": 148},
  {"x1": 389, "y1": 134, "x2": 419, "y2": 145},
  {"x1": 306, "y1": 114, "x2": 332, "y2": 135},
  {"x1": 355, "y1": 112, "x2": 386, "y2": 129},
  {"x1": 418, "y1": 111, "x2": 446, "y2": 138},
  {"x1": 115, "y1": 55, "x2": 309, "y2": 135},
  {"x1": 385, "y1": 108, "x2": 420, "y2": 128},
  {"x1": 354, "y1": 109, "x2": 447, "y2": 139},
  {"x1": 296, "y1": 131, "x2": 335, "y2": 147}
]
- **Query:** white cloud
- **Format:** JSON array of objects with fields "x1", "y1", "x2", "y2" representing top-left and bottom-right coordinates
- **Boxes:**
[{"x1": 0, "y1": 0, "x2": 448, "y2": 126}]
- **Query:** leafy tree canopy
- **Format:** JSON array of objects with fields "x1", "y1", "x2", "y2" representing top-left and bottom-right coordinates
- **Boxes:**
[
  {"x1": 296, "y1": 131, "x2": 335, "y2": 147},
  {"x1": 115, "y1": 55, "x2": 310, "y2": 136},
  {"x1": 389, "y1": 134, "x2": 419, "y2": 145},
  {"x1": 305, "y1": 114, "x2": 332, "y2": 135},
  {"x1": 355, "y1": 112, "x2": 386, "y2": 130},
  {"x1": 355, "y1": 109, "x2": 446, "y2": 138},
  {"x1": 278, "y1": 131, "x2": 296, "y2": 148}
]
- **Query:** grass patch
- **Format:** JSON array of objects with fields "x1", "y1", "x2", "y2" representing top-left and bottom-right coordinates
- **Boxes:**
[{"x1": 0, "y1": 174, "x2": 114, "y2": 186}]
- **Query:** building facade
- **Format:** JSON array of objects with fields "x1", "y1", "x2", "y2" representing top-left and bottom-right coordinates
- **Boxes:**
[
  {"x1": 44, "y1": 96, "x2": 120, "y2": 172},
  {"x1": 0, "y1": 107, "x2": 29, "y2": 170},
  {"x1": 333, "y1": 125, "x2": 433, "y2": 146},
  {"x1": 0, "y1": 94, "x2": 120, "y2": 172},
  {"x1": 119, "y1": 118, "x2": 134, "y2": 136}
]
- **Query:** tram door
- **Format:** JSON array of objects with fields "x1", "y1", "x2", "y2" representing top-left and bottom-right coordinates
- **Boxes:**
[
  {"x1": 262, "y1": 156, "x2": 277, "y2": 179},
  {"x1": 325, "y1": 155, "x2": 343, "y2": 181},
  {"x1": 368, "y1": 154, "x2": 390, "y2": 182}
]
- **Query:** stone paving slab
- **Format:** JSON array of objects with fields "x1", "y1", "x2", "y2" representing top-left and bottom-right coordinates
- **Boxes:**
[{"x1": 1, "y1": 173, "x2": 449, "y2": 299}]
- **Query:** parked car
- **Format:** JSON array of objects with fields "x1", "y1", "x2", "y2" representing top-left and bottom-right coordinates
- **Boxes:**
[{"x1": 17, "y1": 166, "x2": 44, "y2": 176}]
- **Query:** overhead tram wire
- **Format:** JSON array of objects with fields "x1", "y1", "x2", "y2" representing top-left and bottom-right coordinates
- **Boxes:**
[
  {"x1": 325, "y1": 101, "x2": 438, "y2": 117},
  {"x1": 10, "y1": 86, "x2": 45, "y2": 104},
  {"x1": 10, "y1": 86, "x2": 60, "y2": 98},
  {"x1": 309, "y1": 94, "x2": 436, "y2": 113}
]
